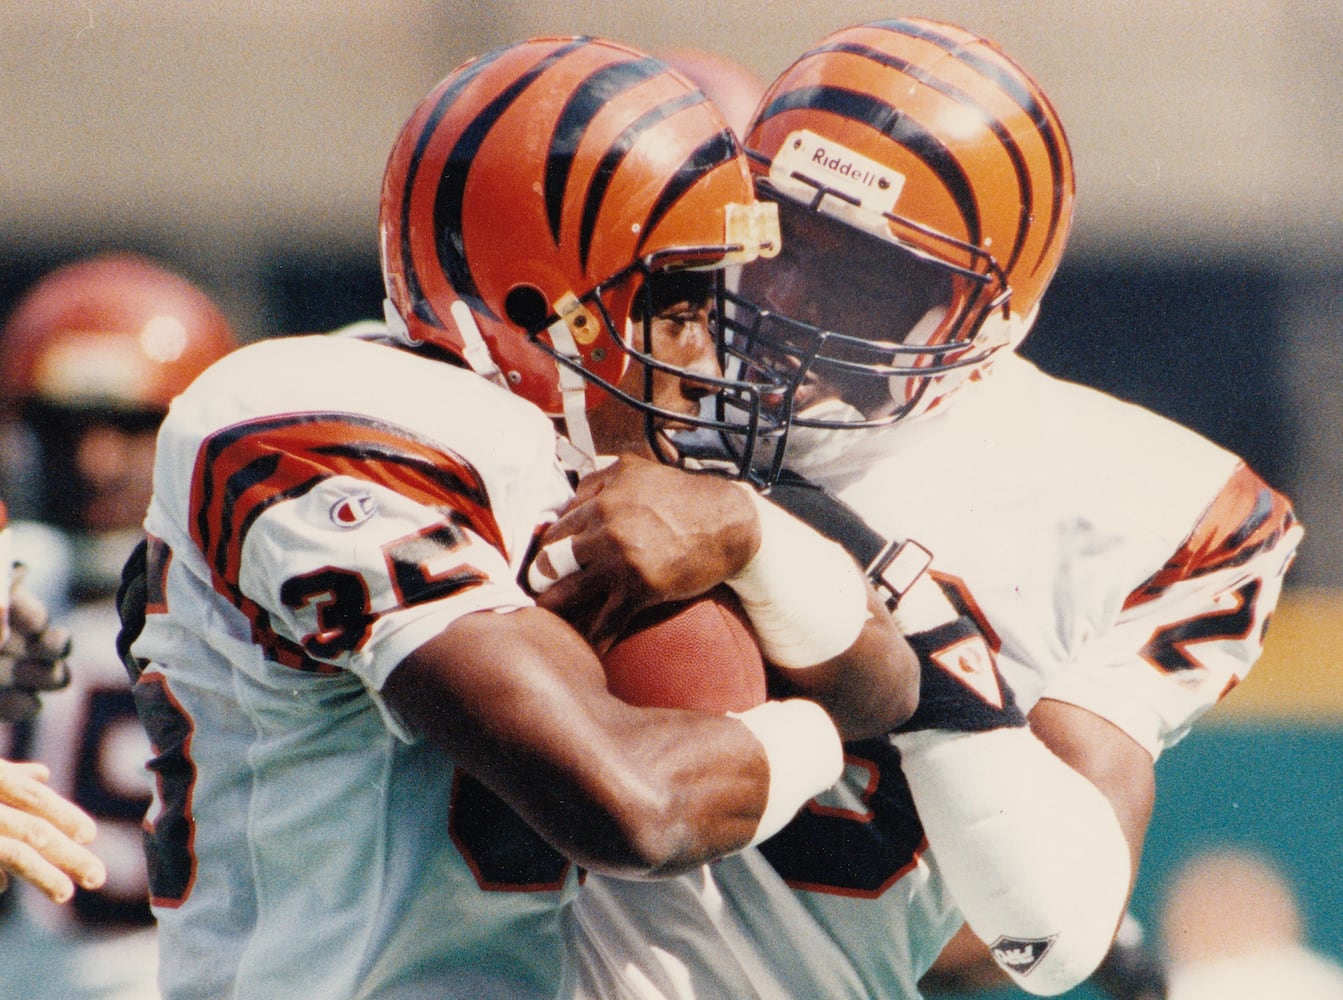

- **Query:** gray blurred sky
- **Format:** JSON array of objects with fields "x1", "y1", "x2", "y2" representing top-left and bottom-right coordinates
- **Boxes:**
[{"x1": 3, "y1": 2, "x2": 1339, "y2": 263}]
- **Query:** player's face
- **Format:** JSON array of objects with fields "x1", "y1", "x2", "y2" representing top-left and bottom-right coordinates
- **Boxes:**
[
  {"x1": 29, "y1": 406, "x2": 160, "y2": 533},
  {"x1": 586, "y1": 274, "x2": 721, "y2": 462},
  {"x1": 737, "y1": 200, "x2": 952, "y2": 419}
]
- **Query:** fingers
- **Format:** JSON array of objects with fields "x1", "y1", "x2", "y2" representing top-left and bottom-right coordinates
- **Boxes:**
[
  {"x1": 0, "y1": 579, "x2": 74, "y2": 722},
  {"x1": 0, "y1": 758, "x2": 106, "y2": 904},
  {"x1": 527, "y1": 535, "x2": 582, "y2": 594}
]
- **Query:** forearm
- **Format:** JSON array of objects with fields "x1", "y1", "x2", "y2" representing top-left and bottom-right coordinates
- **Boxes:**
[
  {"x1": 725, "y1": 486, "x2": 919, "y2": 737},
  {"x1": 768, "y1": 587, "x2": 918, "y2": 739},
  {"x1": 385, "y1": 607, "x2": 841, "y2": 878},
  {"x1": 896, "y1": 725, "x2": 1131, "y2": 995}
]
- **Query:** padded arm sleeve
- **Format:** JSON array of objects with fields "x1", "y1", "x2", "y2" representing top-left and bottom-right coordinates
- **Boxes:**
[{"x1": 893, "y1": 727, "x2": 1130, "y2": 995}]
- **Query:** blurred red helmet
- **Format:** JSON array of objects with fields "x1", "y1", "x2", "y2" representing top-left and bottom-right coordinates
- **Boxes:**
[{"x1": 0, "y1": 253, "x2": 238, "y2": 418}]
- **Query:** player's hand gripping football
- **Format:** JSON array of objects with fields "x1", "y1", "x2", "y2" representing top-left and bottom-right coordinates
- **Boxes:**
[
  {"x1": 0, "y1": 565, "x2": 73, "y2": 723},
  {"x1": 532, "y1": 456, "x2": 760, "y2": 653},
  {"x1": 0, "y1": 758, "x2": 106, "y2": 903}
]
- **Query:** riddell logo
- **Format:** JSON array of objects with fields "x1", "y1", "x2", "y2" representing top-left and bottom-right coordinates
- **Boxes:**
[
  {"x1": 811, "y1": 147, "x2": 889, "y2": 191},
  {"x1": 990, "y1": 935, "x2": 1058, "y2": 977},
  {"x1": 772, "y1": 129, "x2": 905, "y2": 214}
]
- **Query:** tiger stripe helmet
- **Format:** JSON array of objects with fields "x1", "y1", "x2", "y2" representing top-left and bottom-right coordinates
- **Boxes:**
[
  {"x1": 742, "y1": 18, "x2": 1075, "y2": 411},
  {"x1": 379, "y1": 36, "x2": 781, "y2": 420}
]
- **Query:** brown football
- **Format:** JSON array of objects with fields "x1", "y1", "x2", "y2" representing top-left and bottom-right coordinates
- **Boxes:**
[{"x1": 601, "y1": 584, "x2": 766, "y2": 713}]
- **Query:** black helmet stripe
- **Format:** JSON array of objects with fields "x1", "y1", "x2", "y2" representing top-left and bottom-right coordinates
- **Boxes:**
[
  {"x1": 634, "y1": 130, "x2": 737, "y2": 260},
  {"x1": 871, "y1": 19, "x2": 1070, "y2": 275},
  {"x1": 397, "y1": 46, "x2": 510, "y2": 330},
  {"x1": 402, "y1": 39, "x2": 589, "y2": 326},
  {"x1": 546, "y1": 56, "x2": 667, "y2": 247},
  {"x1": 578, "y1": 91, "x2": 704, "y2": 271},
  {"x1": 759, "y1": 84, "x2": 981, "y2": 247}
]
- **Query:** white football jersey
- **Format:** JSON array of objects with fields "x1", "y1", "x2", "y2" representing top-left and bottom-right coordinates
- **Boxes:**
[
  {"x1": 565, "y1": 352, "x2": 1301, "y2": 999},
  {"x1": 129, "y1": 330, "x2": 581, "y2": 999}
]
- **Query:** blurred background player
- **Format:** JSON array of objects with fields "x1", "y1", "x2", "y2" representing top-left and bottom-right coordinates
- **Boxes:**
[
  {"x1": 0, "y1": 254, "x2": 238, "y2": 999},
  {"x1": 1157, "y1": 847, "x2": 1343, "y2": 1000},
  {"x1": 1, "y1": 497, "x2": 107, "y2": 908}
]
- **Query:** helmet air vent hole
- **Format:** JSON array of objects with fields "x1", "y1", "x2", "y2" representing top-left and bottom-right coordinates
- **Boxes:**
[{"x1": 504, "y1": 285, "x2": 550, "y2": 331}]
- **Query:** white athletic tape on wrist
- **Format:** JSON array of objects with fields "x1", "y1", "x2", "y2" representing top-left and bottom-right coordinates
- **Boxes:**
[
  {"x1": 892, "y1": 727, "x2": 1131, "y2": 994},
  {"x1": 725, "y1": 486, "x2": 871, "y2": 669},
  {"x1": 730, "y1": 699, "x2": 842, "y2": 846},
  {"x1": 527, "y1": 536, "x2": 580, "y2": 595}
]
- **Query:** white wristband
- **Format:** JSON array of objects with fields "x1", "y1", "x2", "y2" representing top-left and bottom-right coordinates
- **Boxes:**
[
  {"x1": 729, "y1": 699, "x2": 843, "y2": 846},
  {"x1": 725, "y1": 486, "x2": 871, "y2": 669}
]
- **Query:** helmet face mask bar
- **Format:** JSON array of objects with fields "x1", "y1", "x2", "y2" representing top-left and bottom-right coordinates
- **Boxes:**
[
  {"x1": 526, "y1": 246, "x2": 798, "y2": 480},
  {"x1": 729, "y1": 171, "x2": 1011, "y2": 405}
]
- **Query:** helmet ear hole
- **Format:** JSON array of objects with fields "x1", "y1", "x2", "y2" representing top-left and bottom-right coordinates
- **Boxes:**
[{"x1": 504, "y1": 285, "x2": 550, "y2": 332}]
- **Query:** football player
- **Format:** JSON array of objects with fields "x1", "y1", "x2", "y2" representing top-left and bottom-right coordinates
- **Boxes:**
[
  {"x1": 115, "y1": 37, "x2": 917, "y2": 1000},
  {"x1": 0, "y1": 253, "x2": 239, "y2": 998},
  {"x1": 558, "y1": 18, "x2": 1300, "y2": 1000}
]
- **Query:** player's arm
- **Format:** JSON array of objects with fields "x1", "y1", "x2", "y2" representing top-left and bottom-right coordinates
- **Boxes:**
[
  {"x1": 383, "y1": 603, "x2": 842, "y2": 878},
  {"x1": 0, "y1": 512, "x2": 101, "y2": 904},
  {"x1": 918, "y1": 464, "x2": 1300, "y2": 996},
  {"x1": 0, "y1": 510, "x2": 73, "y2": 722},
  {"x1": 533, "y1": 456, "x2": 919, "y2": 739},
  {"x1": 754, "y1": 474, "x2": 1135, "y2": 994}
]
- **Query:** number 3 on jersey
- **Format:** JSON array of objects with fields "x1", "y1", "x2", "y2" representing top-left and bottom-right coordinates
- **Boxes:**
[{"x1": 279, "y1": 513, "x2": 489, "y2": 661}]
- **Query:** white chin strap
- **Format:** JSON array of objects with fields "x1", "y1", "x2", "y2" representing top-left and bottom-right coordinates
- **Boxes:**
[
  {"x1": 778, "y1": 397, "x2": 873, "y2": 480},
  {"x1": 382, "y1": 298, "x2": 510, "y2": 392},
  {"x1": 545, "y1": 316, "x2": 598, "y2": 476}
]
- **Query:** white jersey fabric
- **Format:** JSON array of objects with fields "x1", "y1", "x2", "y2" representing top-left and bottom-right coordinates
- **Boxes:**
[
  {"x1": 566, "y1": 352, "x2": 1301, "y2": 999},
  {"x1": 130, "y1": 330, "x2": 582, "y2": 999}
]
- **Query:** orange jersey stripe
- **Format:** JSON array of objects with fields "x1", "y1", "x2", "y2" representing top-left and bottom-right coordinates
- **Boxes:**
[
  {"x1": 1124, "y1": 463, "x2": 1298, "y2": 610},
  {"x1": 189, "y1": 412, "x2": 502, "y2": 593}
]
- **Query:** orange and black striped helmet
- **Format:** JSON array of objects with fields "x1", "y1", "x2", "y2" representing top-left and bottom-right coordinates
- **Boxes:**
[
  {"x1": 379, "y1": 36, "x2": 782, "y2": 435},
  {"x1": 736, "y1": 18, "x2": 1074, "y2": 424}
]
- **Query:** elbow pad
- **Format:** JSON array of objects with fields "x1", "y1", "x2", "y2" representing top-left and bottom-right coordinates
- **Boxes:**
[{"x1": 894, "y1": 727, "x2": 1131, "y2": 995}]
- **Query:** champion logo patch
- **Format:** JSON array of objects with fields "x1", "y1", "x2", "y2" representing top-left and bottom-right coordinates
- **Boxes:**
[
  {"x1": 990, "y1": 934, "x2": 1058, "y2": 977},
  {"x1": 330, "y1": 492, "x2": 377, "y2": 528}
]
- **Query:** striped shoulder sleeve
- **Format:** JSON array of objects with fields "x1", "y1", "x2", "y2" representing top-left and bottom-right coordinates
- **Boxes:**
[{"x1": 187, "y1": 411, "x2": 516, "y2": 674}]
